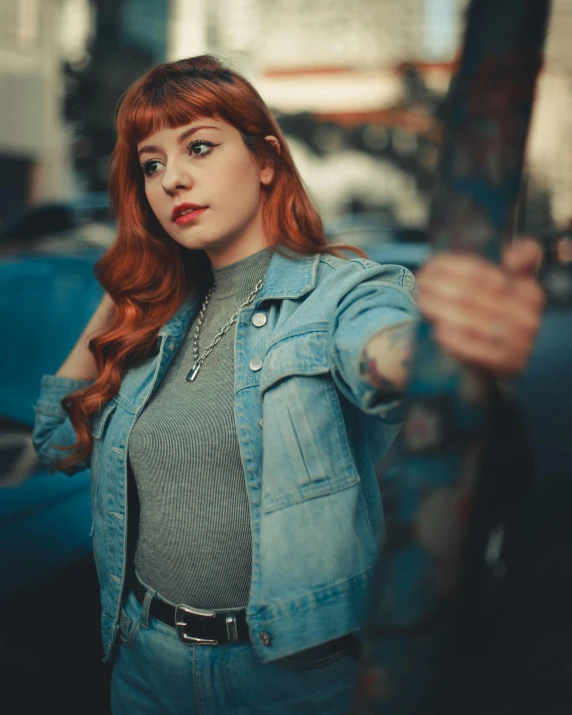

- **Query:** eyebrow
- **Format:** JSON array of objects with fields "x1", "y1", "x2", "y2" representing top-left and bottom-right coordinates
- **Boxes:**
[{"x1": 137, "y1": 125, "x2": 221, "y2": 157}]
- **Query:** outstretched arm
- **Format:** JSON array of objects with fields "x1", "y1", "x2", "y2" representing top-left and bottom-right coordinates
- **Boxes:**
[{"x1": 360, "y1": 239, "x2": 545, "y2": 396}]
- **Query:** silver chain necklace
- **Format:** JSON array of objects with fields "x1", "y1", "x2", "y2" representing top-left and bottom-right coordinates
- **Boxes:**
[{"x1": 186, "y1": 277, "x2": 265, "y2": 382}]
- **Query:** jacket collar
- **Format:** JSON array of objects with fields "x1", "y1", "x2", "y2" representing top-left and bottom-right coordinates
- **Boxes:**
[
  {"x1": 254, "y1": 248, "x2": 319, "y2": 306},
  {"x1": 158, "y1": 249, "x2": 320, "y2": 338}
]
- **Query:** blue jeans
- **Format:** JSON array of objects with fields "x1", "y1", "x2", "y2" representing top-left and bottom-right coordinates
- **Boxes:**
[{"x1": 110, "y1": 589, "x2": 360, "y2": 714}]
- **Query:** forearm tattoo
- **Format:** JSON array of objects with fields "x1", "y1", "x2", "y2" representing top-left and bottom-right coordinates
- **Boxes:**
[{"x1": 359, "y1": 322, "x2": 415, "y2": 395}]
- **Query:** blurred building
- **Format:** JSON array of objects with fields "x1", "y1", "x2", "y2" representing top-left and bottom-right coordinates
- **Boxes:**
[
  {"x1": 182, "y1": 0, "x2": 571, "y2": 230},
  {"x1": 255, "y1": 0, "x2": 462, "y2": 71},
  {"x1": 544, "y1": 0, "x2": 572, "y2": 73},
  {"x1": 4, "y1": 0, "x2": 566, "y2": 229},
  {"x1": 166, "y1": 0, "x2": 462, "y2": 112},
  {"x1": 526, "y1": 0, "x2": 572, "y2": 229},
  {"x1": 164, "y1": 0, "x2": 466, "y2": 225},
  {"x1": 0, "y1": 0, "x2": 72, "y2": 221},
  {"x1": 167, "y1": 0, "x2": 207, "y2": 62},
  {"x1": 0, "y1": 0, "x2": 173, "y2": 215}
]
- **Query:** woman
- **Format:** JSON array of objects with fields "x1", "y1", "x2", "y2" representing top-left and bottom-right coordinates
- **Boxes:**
[{"x1": 32, "y1": 55, "x2": 544, "y2": 714}]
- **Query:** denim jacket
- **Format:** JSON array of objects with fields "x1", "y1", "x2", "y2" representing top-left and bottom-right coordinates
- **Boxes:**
[{"x1": 32, "y1": 250, "x2": 418, "y2": 663}]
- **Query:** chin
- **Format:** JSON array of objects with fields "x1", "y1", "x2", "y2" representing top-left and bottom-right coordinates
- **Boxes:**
[
  {"x1": 172, "y1": 232, "x2": 223, "y2": 254},
  {"x1": 165, "y1": 226, "x2": 206, "y2": 248}
]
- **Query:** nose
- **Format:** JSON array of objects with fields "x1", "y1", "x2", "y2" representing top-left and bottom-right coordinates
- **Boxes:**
[{"x1": 161, "y1": 159, "x2": 193, "y2": 195}]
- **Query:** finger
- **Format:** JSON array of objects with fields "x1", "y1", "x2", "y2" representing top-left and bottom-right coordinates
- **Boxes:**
[
  {"x1": 418, "y1": 289, "x2": 540, "y2": 347},
  {"x1": 418, "y1": 254, "x2": 512, "y2": 299},
  {"x1": 418, "y1": 256, "x2": 546, "y2": 317},
  {"x1": 417, "y1": 275, "x2": 505, "y2": 316},
  {"x1": 418, "y1": 275, "x2": 545, "y2": 330},
  {"x1": 417, "y1": 292, "x2": 494, "y2": 337},
  {"x1": 510, "y1": 275, "x2": 547, "y2": 313},
  {"x1": 502, "y1": 238, "x2": 543, "y2": 277},
  {"x1": 433, "y1": 322, "x2": 530, "y2": 378}
]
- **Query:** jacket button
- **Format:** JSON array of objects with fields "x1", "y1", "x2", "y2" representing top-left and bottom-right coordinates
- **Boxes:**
[
  {"x1": 249, "y1": 357, "x2": 263, "y2": 372},
  {"x1": 252, "y1": 312, "x2": 267, "y2": 327},
  {"x1": 259, "y1": 631, "x2": 272, "y2": 646}
]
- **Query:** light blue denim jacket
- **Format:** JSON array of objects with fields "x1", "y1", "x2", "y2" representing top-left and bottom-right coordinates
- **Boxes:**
[{"x1": 32, "y1": 250, "x2": 418, "y2": 663}]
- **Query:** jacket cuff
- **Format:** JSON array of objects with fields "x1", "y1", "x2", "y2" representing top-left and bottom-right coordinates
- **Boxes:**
[{"x1": 34, "y1": 374, "x2": 95, "y2": 416}]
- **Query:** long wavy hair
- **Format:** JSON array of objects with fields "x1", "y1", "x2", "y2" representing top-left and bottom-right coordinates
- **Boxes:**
[{"x1": 51, "y1": 54, "x2": 364, "y2": 473}]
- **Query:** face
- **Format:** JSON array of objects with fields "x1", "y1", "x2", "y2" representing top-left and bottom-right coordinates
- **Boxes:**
[{"x1": 137, "y1": 118, "x2": 277, "y2": 267}]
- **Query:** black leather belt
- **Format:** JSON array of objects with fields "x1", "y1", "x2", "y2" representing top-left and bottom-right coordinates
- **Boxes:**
[
  {"x1": 132, "y1": 575, "x2": 361, "y2": 658},
  {"x1": 133, "y1": 576, "x2": 250, "y2": 644}
]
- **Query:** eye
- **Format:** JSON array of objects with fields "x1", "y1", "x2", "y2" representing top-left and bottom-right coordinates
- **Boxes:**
[
  {"x1": 141, "y1": 159, "x2": 162, "y2": 177},
  {"x1": 188, "y1": 140, "x2": 217, "y2": 158}
]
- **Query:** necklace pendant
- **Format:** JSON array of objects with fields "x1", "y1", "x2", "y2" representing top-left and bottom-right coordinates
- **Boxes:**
[{"x1": 187, "y1": 363, "x2": 200, "y2": 382}]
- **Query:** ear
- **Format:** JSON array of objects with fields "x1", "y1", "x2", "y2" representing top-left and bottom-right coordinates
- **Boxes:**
[{"x1": 260, "y1": 135, "x2": 281, "y2": 186}]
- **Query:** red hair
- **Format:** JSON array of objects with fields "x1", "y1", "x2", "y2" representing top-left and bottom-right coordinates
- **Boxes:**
[{"x1": 51, "y1": 54, "x2": 364, "y2": 473}]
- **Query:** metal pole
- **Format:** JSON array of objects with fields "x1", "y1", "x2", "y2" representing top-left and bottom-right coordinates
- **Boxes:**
[{"x1": 351, "y1": 1, "x2": 551, "y2": 712}]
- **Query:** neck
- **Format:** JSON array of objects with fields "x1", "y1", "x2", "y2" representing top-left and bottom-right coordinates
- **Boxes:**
[
  {"x1": 211, "y1": 245, "x2": 272, "y2": 298},
  {"x1": 206, "y1": 206, "x2": 271, "y2": 268},
  {"x1": 207, "y1": 238, "x2": 268, "y2": 268}
]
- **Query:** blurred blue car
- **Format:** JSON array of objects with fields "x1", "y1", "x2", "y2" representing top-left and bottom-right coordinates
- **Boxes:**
[
  {"x1": 325, "y1": 213, "x2": 432, "y2": 271},
  {"x1": 0, "y1": 199, "x2": 115, "y2": 715},
  {"x1": 0, "y1": 199, "x2": 113, "y2": 603},
  {"x1": 0, "y1": 195, "x2": 114, "y2": 427}
]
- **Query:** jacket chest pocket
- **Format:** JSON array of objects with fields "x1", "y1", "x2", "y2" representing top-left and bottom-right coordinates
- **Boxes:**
[{"x1": 259, "y1": 330, "x2": 359, "y2": 513}]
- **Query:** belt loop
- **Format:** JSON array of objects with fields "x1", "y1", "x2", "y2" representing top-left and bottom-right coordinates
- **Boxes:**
[
  {"x1": 141, "y1": 586, "x2": 156, "y2": 629},
  {"x1": 226, "y1": 613, "x2": 238, "y2": 642}
]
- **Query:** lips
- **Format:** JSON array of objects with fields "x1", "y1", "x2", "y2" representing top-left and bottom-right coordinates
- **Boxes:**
[{"x1": 172, "y1": 203, "x2": 208, "y2": 224}]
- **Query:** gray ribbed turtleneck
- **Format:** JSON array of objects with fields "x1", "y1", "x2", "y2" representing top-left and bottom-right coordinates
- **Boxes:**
[{"x1": 129, "y1": 247, "x2": 272, "y2": 609}]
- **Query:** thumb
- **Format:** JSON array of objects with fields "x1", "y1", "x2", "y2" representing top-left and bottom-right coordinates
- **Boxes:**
[{"x1": 502, "y1": 237, "x2": 543, "y2": 277}]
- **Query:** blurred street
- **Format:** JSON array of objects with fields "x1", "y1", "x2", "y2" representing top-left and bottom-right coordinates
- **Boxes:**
[{"x1": 1, "y1": 1, "x2": 572, "y2": 714}]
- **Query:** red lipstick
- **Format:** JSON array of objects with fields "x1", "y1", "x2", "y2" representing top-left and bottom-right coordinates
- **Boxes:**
[{"x1": 172, "y1": 203, "x2": 208, "y2": 225}]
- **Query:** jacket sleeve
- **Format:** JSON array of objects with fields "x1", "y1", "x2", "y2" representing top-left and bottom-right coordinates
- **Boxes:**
[
  {"x1": 329, "y1": 263, "x2": 420, "y2": 424},
  {"x1": 31, "y1": 374, "x2": 95, "y2": 476}
]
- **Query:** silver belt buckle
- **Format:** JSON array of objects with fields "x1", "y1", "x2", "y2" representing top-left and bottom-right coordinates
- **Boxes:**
[{"x1": 175, "y1": 603, "x2": 218, "y2": 645}]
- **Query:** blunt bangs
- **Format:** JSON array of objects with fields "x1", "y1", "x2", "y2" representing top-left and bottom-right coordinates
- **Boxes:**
[{"x1": 121, "y1": 78, "x2": 227, "y2": 146}]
